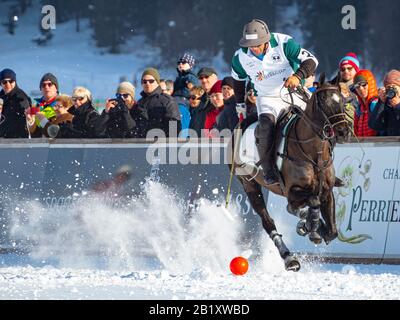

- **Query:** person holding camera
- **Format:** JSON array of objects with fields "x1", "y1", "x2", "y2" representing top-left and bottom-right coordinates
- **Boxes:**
[
  {"x1": 100, "y1": 81, "x2": 147, "y2": 138},
  {"x1": 369, "y1": 69, "x2": 400, "y2": 136}
]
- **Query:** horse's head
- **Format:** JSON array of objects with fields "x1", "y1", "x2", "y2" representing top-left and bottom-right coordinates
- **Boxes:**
[{"x1": 312, "y1": 77, "x2": 351, "y2": 144}]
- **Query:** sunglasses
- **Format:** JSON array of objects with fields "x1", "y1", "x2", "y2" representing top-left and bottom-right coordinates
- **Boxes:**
[
  {"x1": 1, "y1": 79, "x2": 15, "y2": 85},
  {"x1": 141, "y1": 79, "x2": 156, "y2": 84},
  {"x1": 41, "y1": 82, "x2": 54, "y2": 88},
  {"x1": 198, "y1": 75, "x2": 210, "y2": 80},
  {"x1": 117, "y1": 93, "x2": 130, "y2": 99},
  {"x1": 72, "y1": 96, "x2": 85, "y2": 102},
  {"x1": 189, "y1": 95, "x2": 201, "y2": 101},
  {"x1": 356, "y1": 82, "x2": 368, "y2": 88},
  {"x1": 340, "y1": 67, "x2": 354, "y2": 72}
]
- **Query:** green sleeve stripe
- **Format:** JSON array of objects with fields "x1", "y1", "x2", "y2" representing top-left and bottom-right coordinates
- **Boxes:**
[
  {"x1": 283, "y1": 38, "x2": 301, "y2": 71},
  {"x1": 269, "y1": 33, "x2": 278, "y2": 48},
  {"x1": 231, "y1": 53, "x2": 248, "y2": 80}
]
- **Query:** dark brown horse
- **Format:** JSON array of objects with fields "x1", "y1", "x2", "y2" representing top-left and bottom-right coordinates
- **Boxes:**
[{"x1": 232, "y1": 79, "x2": 351, "y2": 271}]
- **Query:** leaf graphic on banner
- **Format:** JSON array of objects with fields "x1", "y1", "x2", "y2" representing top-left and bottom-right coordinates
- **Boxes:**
[
  {"x1": 337, "y1": 202, "x2": 346, "y2": 224},
  {"x1": 338, "y1": 230, "x2": 372, "y2": 244}
]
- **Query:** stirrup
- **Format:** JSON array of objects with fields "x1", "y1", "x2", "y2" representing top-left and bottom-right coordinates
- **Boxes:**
[{"x1": 234, "y1": 162, "x2": 260, "y2": 181}]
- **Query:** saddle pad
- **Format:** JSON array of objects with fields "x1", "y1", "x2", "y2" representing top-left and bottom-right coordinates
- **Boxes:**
[
  {"x1": 277, "y1": 114, "x2": 298, "y2": 171},
  {"x1": 237, "y1": 114, "x2": 298, "y2": 174}
]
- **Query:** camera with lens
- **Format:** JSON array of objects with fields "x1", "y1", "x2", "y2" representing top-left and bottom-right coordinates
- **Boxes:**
[
  {"x1": 109, "y1": 95, "x2": 128, "y2": 113},
  {"x1": 386, "y1": 86, "x2": 398, "y2": 100}
]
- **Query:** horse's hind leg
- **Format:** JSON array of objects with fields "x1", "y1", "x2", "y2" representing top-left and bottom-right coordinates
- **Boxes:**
[
  {"x1": 319, "y1": 191, "x2": 338, "y2": 244},
  {"x1": 239, "y1": 177, "x2": 300, "y2": 271}
]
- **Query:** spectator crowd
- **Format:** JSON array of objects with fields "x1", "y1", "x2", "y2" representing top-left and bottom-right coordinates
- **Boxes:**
[{"x1": 0, "y1": 52, "x2": 399, "y2": 139}]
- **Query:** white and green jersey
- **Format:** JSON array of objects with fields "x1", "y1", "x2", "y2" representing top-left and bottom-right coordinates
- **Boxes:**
[{"x1": 231, "y1": 32, "x2": 318, "y2": 97}]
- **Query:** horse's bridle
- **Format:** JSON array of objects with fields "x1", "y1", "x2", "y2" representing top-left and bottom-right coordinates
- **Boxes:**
[
  {"x1": 283, "y1": 85, "x2": 349, "y2": 178},
  {"x1": 313, "y1": 85, "x2": 349, "y2": 140},
  {"x1": 289, "y1": 85, "x2": 349, "y2": 143}
]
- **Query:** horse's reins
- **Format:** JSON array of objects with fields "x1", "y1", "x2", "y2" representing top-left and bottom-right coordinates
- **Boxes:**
[{"x1": 288, "y1": 86, "x2": 348, "y2": 143}]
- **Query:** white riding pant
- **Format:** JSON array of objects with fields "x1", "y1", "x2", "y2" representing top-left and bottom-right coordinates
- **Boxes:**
[{"x1": 256, "y1": 87, "x2": 310, "y2": 122}]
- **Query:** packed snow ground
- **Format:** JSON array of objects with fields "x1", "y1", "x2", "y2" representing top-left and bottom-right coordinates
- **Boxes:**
[
  {"x1": 1, "y1": 258, "x2": 400, "y2": 300},
  {"x1": 0, "y1": 181, "x2": 399, "y2": 300}
]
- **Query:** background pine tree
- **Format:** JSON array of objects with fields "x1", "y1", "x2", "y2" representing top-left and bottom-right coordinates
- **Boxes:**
[{"x1": 4, "y1": 0, "x2": 396, "y2": 77}]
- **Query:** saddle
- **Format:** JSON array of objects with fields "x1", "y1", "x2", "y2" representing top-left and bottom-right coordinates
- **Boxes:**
[
  {"x1": 275, "y1": 108, "x2": 300, "y2": 173},
  {"x1": 234, "y1": 107, "x2": 300, "y2": 185}
]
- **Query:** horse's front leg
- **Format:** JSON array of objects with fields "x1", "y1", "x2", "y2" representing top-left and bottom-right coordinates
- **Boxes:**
[
  {"x1": 319, "y1": 190, "x2": 338, "y2": 244},
  {"x1": 306, "y1": 206, "x2": 323, "y2": 244},
  {"x1": 239, "y1": 177, "x2": 300, "y2": 271},
  {"x1": 299, "y1": 195, "x2": 322, "y2": 244}
]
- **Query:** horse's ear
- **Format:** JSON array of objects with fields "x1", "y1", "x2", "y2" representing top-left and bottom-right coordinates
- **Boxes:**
[{"x1": 319, "y1": 72, "x2": 326, "y2": 86}]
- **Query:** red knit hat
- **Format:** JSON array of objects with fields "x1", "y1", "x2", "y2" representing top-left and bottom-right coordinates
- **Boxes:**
[
  {"x1": 209, "y1": 80, "x2": 222, "y2": 95},
  {"x1": 339, "y1": 52, "x2": 360, "y2": 72}
]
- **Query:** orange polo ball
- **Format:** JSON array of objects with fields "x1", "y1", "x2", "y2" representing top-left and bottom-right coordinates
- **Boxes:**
[{"x1": 230, "y1": 257, "x2": 249, "y2": 275}]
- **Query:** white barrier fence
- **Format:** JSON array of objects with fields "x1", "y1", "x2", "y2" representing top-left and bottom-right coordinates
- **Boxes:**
[{"x1": 0, "y1": 138, "x2": 399, "y2": 263}]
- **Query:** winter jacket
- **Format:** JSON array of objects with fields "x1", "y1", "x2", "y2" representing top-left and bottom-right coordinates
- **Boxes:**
[
  {"x1": 0, "y1": 86, "x2": 31, "y2": 138},
  {"x1": 204, "y1": 105, "x2": 223, "y2": 132},
  {"x1": 137, "y1": 86, "x2": 181, "y2": 137},
  {"x1": 58, "y1": 101, "x2": 104, "y2": 138},
  {"x1": 98, "y1": 102, "x2": 149, "y2": 139},
  {"x1": 98, "y1": 102, "x2": 136, "y2": 139},
  {"x1": 354, "y1": 98, "x2": 378, "y2": 137},
  {"x1": 127, "y1": 105, "x2": 148, "y2": 138},
  {"x1": 173, "y1": 69, "x2": 198, "y2": 98},
  {"x1": 26, "y1": 96, "x2": 58, "y2": 137},
  {"x1": 369, "y1": 100, "x2": 400, "y2": 136},
  {"x1": 41, "y1": 113, "x2": 74, "y2": 138},
  {"x1": 175, "y1": 96, "x2": 191, "y2": 138},
  {"x1": 216, "y1": 96, "x2": 239, "y2": 132},
  {"x1": 189, "y1": 94, "x2": 214, "y2": 137},
  {"x1": 353, "y1": 70, "x2": 378, "y2": 137}
]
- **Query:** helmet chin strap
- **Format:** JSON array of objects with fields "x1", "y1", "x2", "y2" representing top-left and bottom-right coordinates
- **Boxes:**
[{"x1": 263, "y1": 42, "x2": 269, "y2": 54}]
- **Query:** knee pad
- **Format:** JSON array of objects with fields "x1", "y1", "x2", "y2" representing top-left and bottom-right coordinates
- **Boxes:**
[{"x1": 259, "y1": 113, "x2": 276, "y2": 127}]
